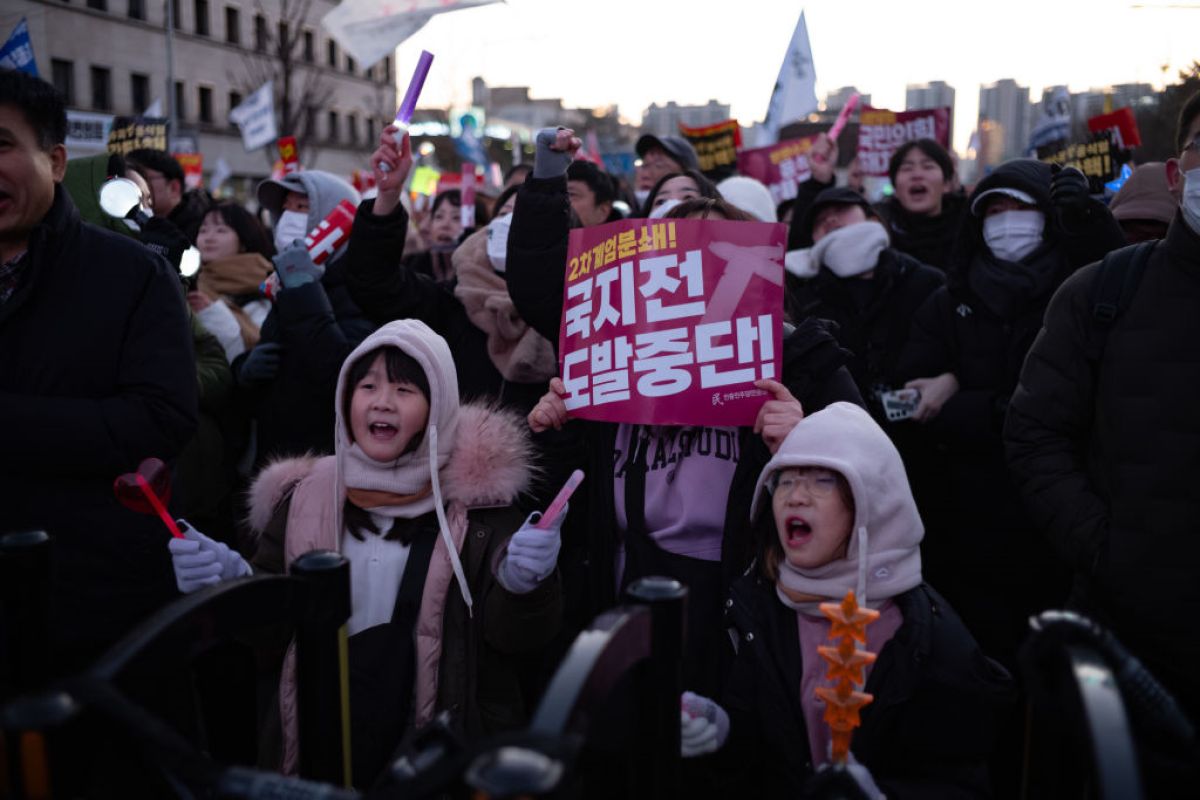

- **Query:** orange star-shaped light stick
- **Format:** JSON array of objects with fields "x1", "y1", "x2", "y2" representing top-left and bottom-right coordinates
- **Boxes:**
[{"x1": 815, "y1": 591, "x2": 879, "y2": 765}]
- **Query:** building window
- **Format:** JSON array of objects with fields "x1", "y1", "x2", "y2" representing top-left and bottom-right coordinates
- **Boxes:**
[
  {"x1": 327, "y1": 110, "x2": 339, "y2": 143},
  {"x1": 174, "y1": 80, "x2": 186, "y2": 121},
  {"x1": 345, "y1": 55, "x2": 356, "y2": 75},
  {"x1": 130, "y1": 72, "x2": 150, "y2": 112},
  {"x1": 228, "y1": 90, "x2": 243, "y2": 126},
  {"x1": 224, "y1": 7, "x2": 239, "y2": 44},
  {"x1": 254, "y1": 14, "x2": 267, "y2": 52},
  {"x1": 195, "y1": 0, "x2": 209, "y2": 36},
  {"x1": 326, "y1": 39, "x2": 337, "y2": 67},
  {"x1": 277, "y1": 21, "x2": 289, "y2": 51},
  {"x1": 171, "y1": 0, "x2": 180, "y2": 28},
  {"x1": 86, "y1": 0, "x2": 107, "y2": 10},
  {"x1": 51, "y1": 59, "x2": 75, "y2": 106},
  {"x1": 365, "y1": 65, "x2": 374, "y2": 82},
  {"x1": 303, "y1": 30, "x2": 314, "y2": 63},
  {"x1": 127, "y1": 0, "x2": 144, "y2": 20},
  {"x1": 383, "y1": 57, "x2": 391, "y2": 82},
  {"x1": 90, "y1": 66, "x2": 111, "y2": 111},
  {"x1": 305, "y1": 106, "x2": 316, "y2": 140},
  {"x1": 198, "y1": 86, "x2": 213, "y2": 123},
  {"x1": 347, "y1": 114, "x2": 358, "y2": 144}
]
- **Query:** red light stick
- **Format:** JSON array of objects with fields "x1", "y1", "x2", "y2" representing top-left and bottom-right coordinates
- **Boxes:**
[{"x1": 113, "y1": 457, "x2": 184, "y2": 538}]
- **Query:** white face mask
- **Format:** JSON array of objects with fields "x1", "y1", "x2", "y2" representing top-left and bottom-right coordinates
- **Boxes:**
[
  {"x1": 810, "y1": 220, "x2": 890, "y2": 278},
  {"x1": 274, "y1": 209, "x2": 311, "y2": 252},
  {"x1": 634, "y1": 189, "x2": 651, "y2": 208},
  {"x1": 648, "y1": 198, "x2": 681, "y2": 220},
  {"x1": 983, "y1": 209, "x2": 1045, "y2": 263},
  {"x1": 486, "y1": 213, "x2": 512, "y2": 272},
  {"x1": 1182, "y1": 167, "x2": 1200, "y2": 236}
]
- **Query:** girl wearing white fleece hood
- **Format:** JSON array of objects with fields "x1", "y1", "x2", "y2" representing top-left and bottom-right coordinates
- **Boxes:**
[{"x1": 682, "y1": 403, "x2": 1014, "y2": 798}]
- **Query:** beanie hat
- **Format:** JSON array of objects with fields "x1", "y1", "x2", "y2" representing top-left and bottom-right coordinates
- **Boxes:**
[
  {"x1": 1109, "y1": 162, "x2": 1176, "y2": 225},
  {"x1": 718, "y1": 176, "x2": 777, "y2": 222}
]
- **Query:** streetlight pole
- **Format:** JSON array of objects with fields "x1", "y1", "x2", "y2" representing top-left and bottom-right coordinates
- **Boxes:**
[{"x1": 165, "y1": 0, "x2": 177, "y2": 144}]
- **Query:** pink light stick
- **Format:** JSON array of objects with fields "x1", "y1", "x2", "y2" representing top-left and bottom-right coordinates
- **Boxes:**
[
  {"x1": 535, "y1": 469, "x2": 584, "y2": 530},
  {"x1": 827, "y1": 92, "x2": 860, "y2": 142}
]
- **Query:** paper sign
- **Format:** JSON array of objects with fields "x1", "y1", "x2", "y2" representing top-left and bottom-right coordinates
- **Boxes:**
[
  {"x1": 229, "y1": 81, "x2": 277, "y2": 151},
  {"x1": 736, "y1": 135, "x2": 820, "y2": 205},
  {"x1": 66, "y1": 110, "x2": 114, "y2": 154},
  {"x1": 174, "y1": 153, "x2": 203, "y2": 189},
  {"x1": 278, "y1": 136, "x2": 300, "y2": 174},
  {"x1": 1087, "y1": 107, "x2": 1141, "y2": 150},
  {"x1": 107, "y1": 116, "x2": 169, "y2": 155},
  {"x1": 410, "y1": 165, "x2": 440, "y2": 196},
  {"x1": 679, "y1": 119, "x2": 742, "y2": 181},
  {"x1": 304, "y1": 200, "x2": 357, "y2": 265},
  {"x1": 1039, "y1": 132, "x2": 1120, "y2": 194},
  {"x1": 559, "y1": 218, "x2": 786, "y2": 426},
  {"x1": 856, "y1": 106, "x2": 951, "y2": 178}
]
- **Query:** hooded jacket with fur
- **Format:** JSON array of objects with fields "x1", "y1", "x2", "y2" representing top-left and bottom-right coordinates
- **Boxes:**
[{"x1": 247, "y1": 320, "x2": 560, "y2": 774}]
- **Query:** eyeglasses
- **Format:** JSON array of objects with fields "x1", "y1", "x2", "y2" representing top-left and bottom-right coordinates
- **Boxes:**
[
  {"x1": 769, "y1": 467, "x2": 840, "y2": 499},
  {"x1": 1184, "y1": 133, "x2": 1200, "y2": 154}
]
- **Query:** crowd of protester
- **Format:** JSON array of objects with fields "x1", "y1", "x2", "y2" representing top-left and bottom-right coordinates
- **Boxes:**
[{"x1": 3, "y1": 64, "x2": 1200, "y2": 797}]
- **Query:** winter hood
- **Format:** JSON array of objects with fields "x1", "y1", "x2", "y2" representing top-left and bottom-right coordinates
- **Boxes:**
[
  {"x1": 750, "y1": 402, "x2": 923, "y2": 608},
  {"x1": 257, "y1": 169, "x2": 361, "y2": 232}
]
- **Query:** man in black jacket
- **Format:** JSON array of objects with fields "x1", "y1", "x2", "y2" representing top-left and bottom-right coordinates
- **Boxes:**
[
  {"x1": 0, "y1": 70, "x2": 198, "y2": 671},
  {"x1": 1005, "y1": 92, "x2": 1200, "y2": 724}
]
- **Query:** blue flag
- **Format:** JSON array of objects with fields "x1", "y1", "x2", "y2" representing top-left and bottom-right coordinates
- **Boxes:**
[{"x1": 0, "y1": 19, "x2": 38, "y2": 77}]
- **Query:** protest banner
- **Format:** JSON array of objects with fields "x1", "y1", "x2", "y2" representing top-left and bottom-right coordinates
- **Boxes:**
[
  {"x1": 1039, "y1": 132, "x2": 1120, "y2": 194},
  {"x1": 174, "y1": 153, "x2": 203, "y2": 190},
  {"x1": 679, "y1": 119, "x2": 742, "y2": 181},
  {"x1": 65, "y1": 110, "x2": 114, "y2": 155},
  {"x1": 107, "y1": 116, "x2": 168, "y2": 155},
  {"x1": 559, "y1": 218, "x2": 786, "y2": 426},
  {"x1": 229, "y1": 82, "x2": 277, "y2": 151},
  {"x1": 1087, "y1": 107, "x2": 1141, "y2": 150},
  {"x1": 736, "y1": 135, "x2": 820, "y2": 205},
  {"x1": 856, "y1": 106, "x2": 951, "y2": 178}
]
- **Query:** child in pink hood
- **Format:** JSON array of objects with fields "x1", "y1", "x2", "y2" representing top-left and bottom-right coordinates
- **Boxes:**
[
  {"x1": 167, "y1": 319, "x2": 562, "y2": 788},
  {"x1": 682, "y1": 402, "x2": 1014, "y2": 798}
]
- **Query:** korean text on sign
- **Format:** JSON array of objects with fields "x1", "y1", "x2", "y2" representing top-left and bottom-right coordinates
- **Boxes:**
[{"x1": 558, "y1": 217, "x2": 787, "y2": 426}]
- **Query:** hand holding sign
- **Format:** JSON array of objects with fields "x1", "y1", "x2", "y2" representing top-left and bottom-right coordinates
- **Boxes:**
[
  {"x1": 528, "y1": 377, "x2": 570, "y2": 433},
  {"x1": 753, "y1": 379, "x2": 804, "y2": 454}
]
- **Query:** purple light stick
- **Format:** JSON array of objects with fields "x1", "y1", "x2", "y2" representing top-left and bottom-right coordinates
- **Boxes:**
[{"x1": 380, "y1": 50, "x2": 434, "y2": 173}]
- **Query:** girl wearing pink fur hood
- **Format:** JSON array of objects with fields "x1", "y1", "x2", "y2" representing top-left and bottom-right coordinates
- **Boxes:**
[
  {"x1": 166, "y1": 319, "x2": 562, "y2": 788},
  {"x1": 681, "y1": 402, "x2": 1014, "y2": 798}
]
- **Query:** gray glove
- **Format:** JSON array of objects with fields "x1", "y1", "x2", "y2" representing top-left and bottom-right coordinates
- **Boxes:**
[
  {"x1": 238, "y1": 342, "x2": 283, "y2": 387},
  {"x1": 680, "y1": 691, "x2": 730, "y2": 757},
  {"x1": 533, "y1": 127, "x2": 572, "y2": 179},
  {"x1": 168, "y1": 519, "x2": 252, "y2": 593},
  {"x1": 272, "y1": 240, "x2": 324, "y2": 289},
  {"x1": 496, "y1": 510, "x2": 563, "y2": 594}
]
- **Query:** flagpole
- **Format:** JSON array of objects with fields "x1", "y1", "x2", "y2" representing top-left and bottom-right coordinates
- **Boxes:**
[{"x1": 165, "y1": 0, "x2": 177, "y2": 143}]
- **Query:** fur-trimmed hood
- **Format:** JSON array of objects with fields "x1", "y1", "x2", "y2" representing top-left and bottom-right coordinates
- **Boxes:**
[{"x1": 247, "y1": 402, "x2": 536, "y2": 534}]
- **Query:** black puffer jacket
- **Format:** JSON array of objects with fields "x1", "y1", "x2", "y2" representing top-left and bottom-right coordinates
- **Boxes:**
[
  {"x1": 241, "y1": 253, "x2": 375, "y2": 466},
  {"x1": 714, "y1": 573, "x2": 1014, "y2": 799},
  {"x1": 895, "y1": 159, "x2": 1125, "y2": 666},
  {"x1": 1005, "y1": 214, "x2": 1200, "y2": 721},
  {"x1": 342, "y1": 199, "x2": 547, "y2": 413},
  {"x1": 787, "y1": 247, "x2": 943, "y2": 423},
  {"x1": 0, "y1": 186, "x2": 198, "y2": 669},
  {"x1": 873, "y1": 192, "x2": 968, "y2": 272}
]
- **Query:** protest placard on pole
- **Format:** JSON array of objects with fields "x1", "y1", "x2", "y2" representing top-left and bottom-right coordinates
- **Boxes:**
[
  {"x1": 1039, "y1": 132, "x2": 1121, "y2": 194},
  {"x1": 0, "y1": 18, "x2": 39, "y2": 76},
  {"x1": 857, "y1": 106, "x2": 951, "y2": 178},
  {"x1": 1087, "y1": 107, "x2": 1141, "y2": 150},
  {"x1": 737, "y1": 135, "x2": 820, "y2": 204},
  {"x1": 65, "y1": 110, "x2": 115, "y2": 156},
  {"x1": 107, "y1": 116, "x2": 169, "y2": 155},
  {"x1": 558, "y1": 218, "x2": 786, "y2": 426},
  {"x1": 679, "y1": 119, "x2": 742, "y2": 181},
  {"x1": 229, "y1": 82, "x2": 277, "y2": 151},
  {"x1": 174, "y1": 153, "x2": 203, "y2": 189}
]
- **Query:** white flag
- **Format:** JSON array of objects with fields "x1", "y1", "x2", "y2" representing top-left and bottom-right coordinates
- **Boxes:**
[
  {"x1": 322, "y1": 0, "x2": 501, "y2": 69},
  {"x1": 143, "y1": 97, "x2": 163, "y2": 117},
  {"x1": 210, "y1": 157, "x2": 233, "y2": 196},
  {"x1": 758, "y1": 10, "x2": 819, "y2": 146},
  {"x1": 229, "y1": 81, "x2": 277, "y2": 151}
]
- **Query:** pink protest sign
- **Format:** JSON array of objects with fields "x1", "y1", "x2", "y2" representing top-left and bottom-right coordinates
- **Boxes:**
[
  {"x1": 559, "y1": 218, "x2": 786, "y2": 426},
  {"x1": 736, "y1": 135, "x2": 821, "y2": 205},
  {"x1": 856, "y1": 106, "x2": 951, "y2": 177}
]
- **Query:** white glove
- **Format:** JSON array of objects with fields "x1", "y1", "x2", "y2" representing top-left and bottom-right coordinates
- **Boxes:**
[
  {"x1": 496, "y1": 510, "x2": 563, "y2": 594},
  {"x1": 680, "y1": 691, "x2": 730, "y2": 757},
  {"x1": 168, "y1": 519, "x2": 252, "y2": 593}
]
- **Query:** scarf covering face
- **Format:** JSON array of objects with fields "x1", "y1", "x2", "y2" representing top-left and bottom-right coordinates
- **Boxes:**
[
  {"x1": 809, "y1": 220, "x2": 890, "y2": 278},
  {"x1": 333, "y1": 319, "x2": 473, "y2": 612},
  {"x1": 749, "y1": 403, "x2": 924, "y2": 613},
  {"x1": 452, "y1": 227, "x2": 558, "y2": 383},
  {"x1": 966, "y1": 240, "x2": 1062, "y2": 320}
]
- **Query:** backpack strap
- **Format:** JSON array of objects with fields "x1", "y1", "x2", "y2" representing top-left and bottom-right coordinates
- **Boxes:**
[{"x1": 1090, "y1": 240, "x2": 1156, "y2": 327}]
